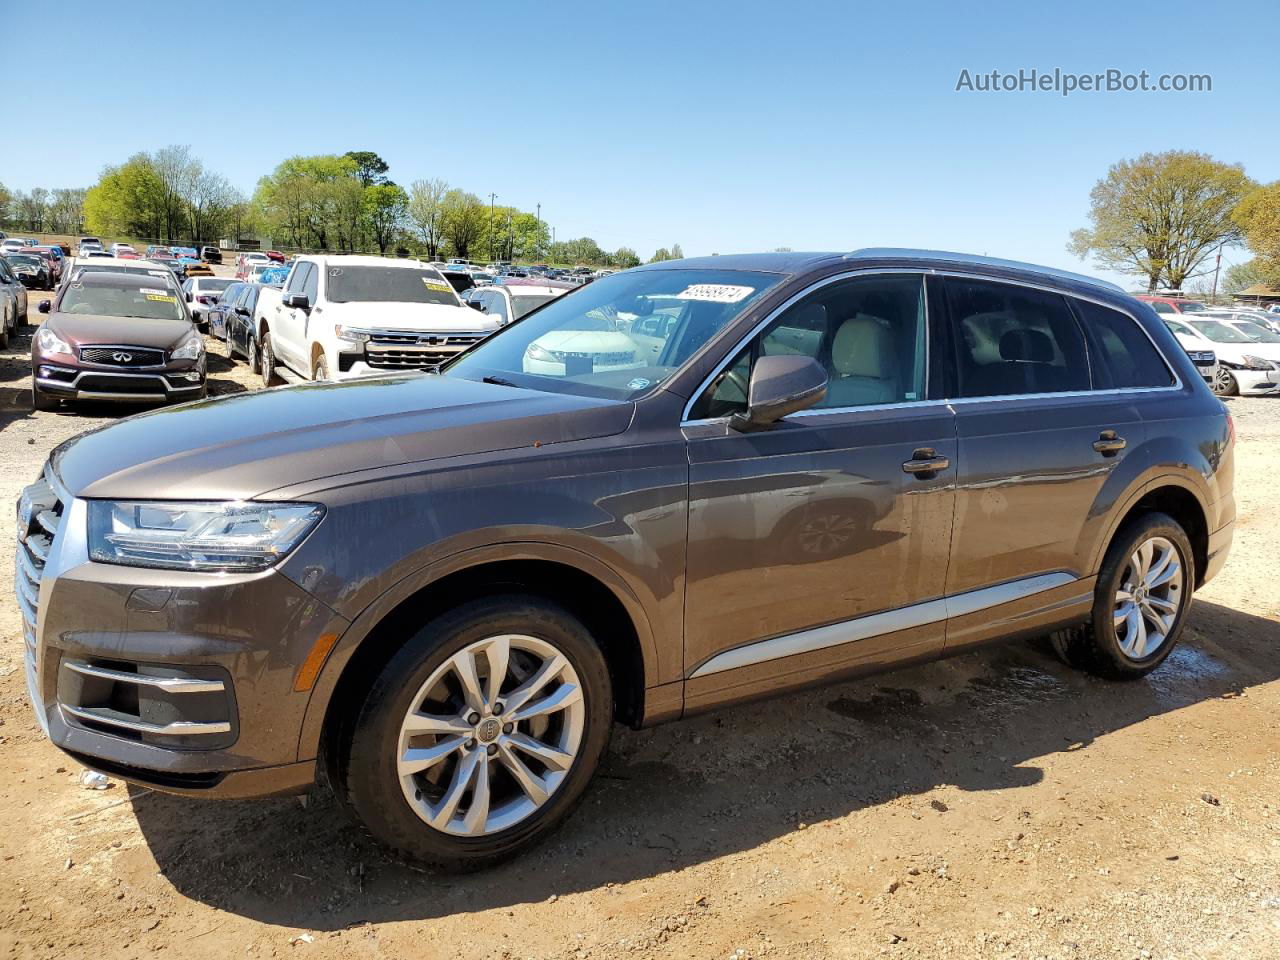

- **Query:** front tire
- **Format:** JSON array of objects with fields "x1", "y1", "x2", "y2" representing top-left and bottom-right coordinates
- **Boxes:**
[
  {"x1": 260, "y1": 332, "x2": 280, "y2": 387},
  {"x1": 1212, "y1": 367, "x2": 1239, "y2": 396},
  {"x1": 338, "y1": 595, "x2": 613, "y2": 870},
  {"x1": 313, "y1": 355, "x2": 330, "y2": 381},
  {"x1": 1051, "y1": 512, "x2": 1194, "y2": 679},
  {"x1": 31, "y1": 384, "x2": 59, "y2": 412}
]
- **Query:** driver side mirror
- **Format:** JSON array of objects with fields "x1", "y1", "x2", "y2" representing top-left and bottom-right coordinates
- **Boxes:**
[
  {"x1": 283, "y1": 292, "x2": 311, "y2": 311},
  {"x1": 468, "y1": 300, "x2": 484, "y2": 311},
  {"x1": 730, "y1": 354, "x2": 828, "y2": 433},
  {"x1": 38, "y1": 300, "x2": 51, "y2": 314}
]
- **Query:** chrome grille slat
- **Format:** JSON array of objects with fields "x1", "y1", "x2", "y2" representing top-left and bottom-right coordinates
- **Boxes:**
[
  {"x1": 36, "y1": 509, "x2": 60, "y2": 536},
  {"x1": 17, "y1": 465, "x2": 66, "y2": 716},
  {"x1": 15, "y1": 548, "x2": 41, "y2": 589},
  {"x1": 64, "y1": 660, "x2": 225, "y2": 694},
  {"x1": 61, "y1": 704, "x2": 231, "y2": 737},
  {"x1": 15, "y1": 565, "x2": 39, "y2": 609},
  {"x1": 25, "y1": 533, "x2": 50, "y2": 563}
]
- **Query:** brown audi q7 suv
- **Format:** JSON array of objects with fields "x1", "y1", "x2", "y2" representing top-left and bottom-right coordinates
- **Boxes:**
[
  {"x1": 17, "y1": 249, "x2": 1234, "y2": 868},
  {"x1": 31, "y1": 270, "x2": 206, "y2": 410}
]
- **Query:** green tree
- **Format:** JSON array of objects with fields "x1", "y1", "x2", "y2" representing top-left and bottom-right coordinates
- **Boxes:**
[
  {"x1": 254, "y1": 154, "x2": 359, "y2": 250},
  {"x1": 0, "y1": 181, "x2": 11, "y2": 226},
  {"x1": 441, "y1": 189, "x2": 485, "y2": 259},
  {"x1": 1233, "y1": 182, "x2": 1280, "y2": 287},
  {"x1": 408, "y1": 178, "x2": 449, "y2": 259},
  {"x1": 344, "y1": 151, "x2": 391, "y2": 187},
  {"x1": 84, "y1": 156, "x2": 167, "y2": 238},
  {"x1": 1222, "y1": 259, "x2": 1272, "y2": 293},
  {"x1": 364, "y1": 184, "x2": 408, "y2": 254},
  {"x1": 611, "y1": 247, "x2": 640, "y2": 269},
  {"x1": 670, "y1": 243, "x2": 684, "y2": 259},
  {"x1": 47, "y1": 188, "x2": 87, "y2": 234},
  {"x1": 1069, "y1": 150, "x2": 1254, "y2": 292},
  {"x1": 649, "y1": 247, "x2": 672, "y2": 263}
]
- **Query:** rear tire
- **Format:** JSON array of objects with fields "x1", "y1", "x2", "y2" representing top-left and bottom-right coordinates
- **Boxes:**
[
  {"x1": 1050, "y1": 511, "x2": 1194, "y2": 679},
  {"x1": 246, "y1": 335, "x2": 260, "y2": 374},
  {"x1": 337, "y1": 595, "x2": 613, "y2": 870},
  {"x1": 313, "y1": 355, "x2": 330, "y2": 381}
]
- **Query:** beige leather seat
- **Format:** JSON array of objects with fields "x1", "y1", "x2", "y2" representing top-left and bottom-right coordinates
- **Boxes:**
[{"x1": 826, "y1": 314, "x2": 899, "y2": 407}]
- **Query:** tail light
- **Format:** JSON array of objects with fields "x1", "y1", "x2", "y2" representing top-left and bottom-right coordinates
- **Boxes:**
[{"x1": 1226, "y1": 407, "x2": 1234, "y2": 446}]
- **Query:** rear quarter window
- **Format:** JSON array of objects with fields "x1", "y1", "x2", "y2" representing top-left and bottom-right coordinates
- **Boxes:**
[{"x1": 1074, "y1": 299, "x2": 1174, "y2": 389}]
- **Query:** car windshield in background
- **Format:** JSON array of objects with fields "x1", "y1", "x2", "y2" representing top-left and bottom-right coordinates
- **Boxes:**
[
  {"x1": 1187, "y1": 320, "x2": 1253, "y2": 343},
  {"x1": 1175, "y1": 301, "x2": 1206, "y2": 312},
  {"x1": 326, "y1": 266, "x2": 460, "y2": 305},
  {"x1": 198, "y1": 279, "x2": 234, "y2": 293},
  {"x1": 511, "y1": 293, "x2": 559, "y2": 320},
  {"x1": 59, "y1": 280, "x2": 185, "y2": 321},
  {"x1": 1236, "y1": 321, "x2": 1280, "y2": 343},
  {"x1": 446, "y1": 268, "x2": 783, "y2": 399},
  {"x1": 8, "y1": 254, "x2": 43, "y2": 268}
]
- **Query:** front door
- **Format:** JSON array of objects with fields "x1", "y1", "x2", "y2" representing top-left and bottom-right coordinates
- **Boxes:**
[{"x1": 681, "y1": 273, "x2": 956, "y2": 711}]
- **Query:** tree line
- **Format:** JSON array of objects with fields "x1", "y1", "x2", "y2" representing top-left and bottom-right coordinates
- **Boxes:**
[
  {"x1": 1, "y1": 146, "x2": 680, "y2": 268},
  {"x1": 1069, "y1": 149, "x2": 1280, "y2": 295}
]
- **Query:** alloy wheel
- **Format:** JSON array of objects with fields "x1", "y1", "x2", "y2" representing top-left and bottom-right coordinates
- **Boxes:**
[
  {"x1": 396, "y1": 634, "x2": 585, "y2": 837},
  {"x1": 1113, "y1": 535, "x2": 1183, "y2": 659},
  {"x1": 1211, "y1": 367, "x2": 1236, "y2": 396}
]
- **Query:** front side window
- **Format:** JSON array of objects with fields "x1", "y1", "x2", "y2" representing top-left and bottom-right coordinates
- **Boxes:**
[
  {"x1": 325, "y1": 265, "x2": 459, "y2": 306},
  {"x1": 947, "y1": 278, "x2": 1089, "y2": 397},
  {"x1": 285, "y1": 263, "x2": 309, "y2": 295},
  {"x1": 1074, "y1": 299, "x2": 1173, "y2": 389},
  {"x1": 689, "y1": 273, "x2": 928, "y2": 419},
  {"x1": 446, "y1": 268, "x2": 783, "y2": 399}
]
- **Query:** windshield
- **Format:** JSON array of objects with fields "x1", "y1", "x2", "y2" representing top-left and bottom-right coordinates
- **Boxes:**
[
  {"x1": 446, "y1": 268, "x2": 783, "y2": 399},
  {"x1": 8, "y1": 254, "x2": 42, "y2": 268},
  {"x1": 1235, "y1": 321, "x2": 1280, "y2": 343},
  {"x1": 326, "y1": 265, "x2": 461, "y2": 306},
  {"x1": 1188, "y1": 319, "x2": 1253, "y2": 343},
  {"x1": 59, "y1": 280, "x2": 185, "y2": 321},
  {"x1": 196, "y1": 278, "x2": 234, "y2": 293},
  {"x1": 1175, "y1": 301, "x2": 1206, "y2": 313},
  {"x1": 511, "y1": 292, "x2": 560, "y2": 320}
]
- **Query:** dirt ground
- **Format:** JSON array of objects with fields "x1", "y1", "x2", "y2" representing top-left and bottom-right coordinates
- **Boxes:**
[{"x1": 1, "y1": 299, "x2": 1278, "y2": 960}]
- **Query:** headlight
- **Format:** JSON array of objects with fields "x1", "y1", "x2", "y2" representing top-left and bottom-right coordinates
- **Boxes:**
[
  {"x1": 334, "y1": 324, "x2": 370, "y2": 343},
  {"x1": 87, "y1": 500, "x2": 324, "y2": 572},
  {"x1": 35, "y1": 327, "x2": 72, "y2": 356},
  {"x1": 171, "y1": 332, "x2": 204, "y2": 361},
  {"x1": 526, "y1": 342, "x2": 558, "y2": 363},
  {"x1": 1240, "y1": 355, "x2": 1273, "y2": 371}
]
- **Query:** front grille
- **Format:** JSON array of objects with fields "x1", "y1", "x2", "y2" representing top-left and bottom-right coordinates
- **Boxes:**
[
  {"x1": 364, "y1": 333, "x2": 485, "y2": 369},
  {"x1": 1188, "y1": 351, "x2": 1216, "y2": 367},
  {"x1": 16, "y1": 468, "x2": 65, "y2": 701},
  {"x1": 75, "y1": 374, "x2": 174, "y2": 395},
  {"x1": 79, "y1": 346, "x2": 166, "y2": 367}
]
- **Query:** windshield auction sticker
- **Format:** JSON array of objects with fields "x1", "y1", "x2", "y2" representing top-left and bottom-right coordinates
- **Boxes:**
[
  {"x1": 423, "y1": 279, "x2": 453, "y2": 293},
  {"x1": 145, "y1": 294, "x2": 177, "y2": 303},
  {"x1": 675, "y1": 284, "x2": 755, "y2": 303}
]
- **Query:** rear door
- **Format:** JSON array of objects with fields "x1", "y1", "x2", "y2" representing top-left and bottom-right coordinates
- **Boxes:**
[
  {"x1": 273, "y1": 262, "x2": 312, "y2": 372},
  {"x1": 941, "y1": 277, "x2": 1154, "y2": 652}
]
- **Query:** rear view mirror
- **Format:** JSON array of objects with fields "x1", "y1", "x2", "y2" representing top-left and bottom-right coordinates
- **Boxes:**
[{"x1": 730, "y1": 354, "x2": 828, "y2": 432}]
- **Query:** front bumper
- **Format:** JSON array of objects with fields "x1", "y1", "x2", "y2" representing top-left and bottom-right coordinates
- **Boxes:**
[
  {"x1": 17, "y1": 469, "x2": 349, "y2": 797},
  {"x1": 34, "y1": 362, "x2": 205, "y2": 403},
  {"x1": 1231, "y1": 366, "x2": 1280, "y2": 395}
]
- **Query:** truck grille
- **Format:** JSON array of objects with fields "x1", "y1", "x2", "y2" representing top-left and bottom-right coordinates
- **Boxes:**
[
  {"x1": 364, "y1": 333, "x2": 485, "y2": 369},
  {"x1": 79, "y1": 346, "x2": 166, "y2": 367},
  {"x1": 15, "y1": 467, "x2": 64, "y2": 702},
  {"x1": 1187, "y1": 351, "x2": 1216, "y2": 367}
]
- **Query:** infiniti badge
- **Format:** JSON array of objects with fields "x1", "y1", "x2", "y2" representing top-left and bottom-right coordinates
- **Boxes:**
[{"x1": 112, "y1": 352, "x2": 133, "y2": 362}]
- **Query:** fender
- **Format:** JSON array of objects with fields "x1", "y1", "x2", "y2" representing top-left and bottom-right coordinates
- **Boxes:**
[
  {"x1": 294, "y1": 539, "x2": 664, "y2": 762},
  {"x1": 1086, "y1": 470, "x2": 1211, "y2": 577}
]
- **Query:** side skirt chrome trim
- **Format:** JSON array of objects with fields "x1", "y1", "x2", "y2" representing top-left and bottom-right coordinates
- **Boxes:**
[{"x1": 688, "y1": 572, "x2": 1077, "y2": 679}]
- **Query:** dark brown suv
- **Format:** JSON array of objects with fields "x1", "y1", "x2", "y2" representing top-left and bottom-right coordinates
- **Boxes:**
[
  {"x1": 30, "y1": 270, "x2": 206, "y2": 410},
  {"x1": 17, "y1": 249, "x2": 1233, "y2": 868}
]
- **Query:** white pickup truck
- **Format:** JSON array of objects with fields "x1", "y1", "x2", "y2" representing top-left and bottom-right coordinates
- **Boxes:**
[{"x1": 254, "y1": 254, "x2": 501, "y2": 384}]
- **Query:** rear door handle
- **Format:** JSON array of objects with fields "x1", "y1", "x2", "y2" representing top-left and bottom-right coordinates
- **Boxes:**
[
  {"x1": 1093, "y1": 430, "x2": 1127, "y2": 456},
  {"x1": 902, "y1": 448, "x2": 951, "y2": 476}
]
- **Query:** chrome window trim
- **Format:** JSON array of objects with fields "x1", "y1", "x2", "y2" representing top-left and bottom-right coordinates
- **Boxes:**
[
  {"x1": 680, "y1": 268, "x2": 931, "y2": 424},
  {"x1": 680, "y1": 267, "x2": 1186, "y2": 426},
  {"x1": 689, "y1": 572, "x2": 1077, "y2": 678}
]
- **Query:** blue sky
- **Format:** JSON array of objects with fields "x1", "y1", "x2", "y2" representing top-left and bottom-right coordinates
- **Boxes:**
[{"x1": 9, "y1": 0, "x2": 1274, "y2": 287}]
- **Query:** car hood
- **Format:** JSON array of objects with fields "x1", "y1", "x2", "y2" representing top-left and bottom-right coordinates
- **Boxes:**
[
  {"x1": 51, "y1": 373, "x2": 634, "y2": 501},
  {"x1": 47, "y1": 312, "x2": 195, "y2": 350},
  {"x1": 325, "y1": 299, "x2": 494, "y2": 332}
]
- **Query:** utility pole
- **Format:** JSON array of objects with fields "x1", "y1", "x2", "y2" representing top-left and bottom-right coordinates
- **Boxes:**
[
  {"x1": 536, "y1": 203, "x2": 542, "y2": 261},
  {"x1": 1211, "y1": 243, "x2": 1225, "y2": 302},
  {"x1": 488, "y1": 193, "x2": 497, "y2": 262}
]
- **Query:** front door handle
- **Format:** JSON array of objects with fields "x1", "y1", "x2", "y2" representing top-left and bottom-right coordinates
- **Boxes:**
[
  {"x1": 902, "y1": 448, "x2": 951, "y2": 476},
  {"x1": 1093, "y1": 430, "x2": 1127, "y2": 456}
]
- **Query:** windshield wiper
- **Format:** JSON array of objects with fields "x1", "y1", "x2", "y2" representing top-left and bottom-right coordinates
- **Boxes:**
[{"x1": 482, "y1": 375, "x2": 517, "y2": 387}]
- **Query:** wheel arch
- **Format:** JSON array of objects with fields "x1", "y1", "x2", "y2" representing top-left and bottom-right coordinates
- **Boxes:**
[
  {"x1": 1091, "y1": 476, "x2": 1210, "y2": 588},
  {"x1": 299, "y1": 544, "x2": 660, "y2": 765}
]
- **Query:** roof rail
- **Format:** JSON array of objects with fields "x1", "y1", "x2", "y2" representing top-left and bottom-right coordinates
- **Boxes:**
[{"x1": 845, "y1": 248, "x2": 1125, "y2": 293}]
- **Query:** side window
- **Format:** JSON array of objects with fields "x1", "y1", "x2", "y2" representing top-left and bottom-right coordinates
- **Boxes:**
[
  {"x1": 1164, "y1": 319, "x2": 1195, "y2": 339},
  {"x1": 946, "y1": 278, "x2": 1089, "y2": 397},
  {"x1": 285, "y1": 263, "x2": 309, "y2": 294},
  {"x1": 303, "y1": 265, "x2": 319, "y2": 303},
  {"x1": 1074, "y1": 299, "x2": 1174, "y2": 389},
  {"x1": 1149, "y1": 300, "x2": 1175, "y2": 315},
  {"x1": 689, "y1": 274, "x2": 927, "y2": 419},
  {"x1": 488, "y1": 291, "x2": 510, "y2": 322}
]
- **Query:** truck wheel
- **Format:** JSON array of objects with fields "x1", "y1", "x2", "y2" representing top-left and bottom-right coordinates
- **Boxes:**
[
  {"x1": 314, "y1": 355, "x2": 330, "y2": 381},
  {"x1": 260, "y1": 332, "x2": 280, "y2": 387},
  {"x1": 337, "y1": 595, "x2": 613, "y2": 870},
  {"x1": 1050, "y1": 512, "x2": 1194, "y2": 680},
  {"x1": 246, "y1": 336, "x2": 260, "y2": 374}
]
